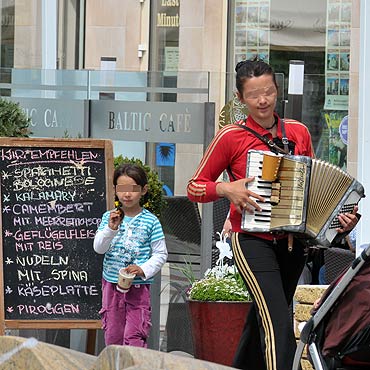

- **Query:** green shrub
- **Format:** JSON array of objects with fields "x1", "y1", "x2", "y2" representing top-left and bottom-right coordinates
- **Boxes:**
[
  {"x1": 0, "y1": 98, "x2": 31, "y2": 137},
  {"x1": 114, "y1": 155, "x2": 166, "y2": 218}
]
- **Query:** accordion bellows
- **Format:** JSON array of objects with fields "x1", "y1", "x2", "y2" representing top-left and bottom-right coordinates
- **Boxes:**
[{"x1": 242, "y1": 150, "x2": 365, "y2": 246}]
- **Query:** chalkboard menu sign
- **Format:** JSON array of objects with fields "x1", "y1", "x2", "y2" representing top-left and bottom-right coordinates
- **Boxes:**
[{"x1": 0, "y1": 138, "x2": 113, "y2": 330}]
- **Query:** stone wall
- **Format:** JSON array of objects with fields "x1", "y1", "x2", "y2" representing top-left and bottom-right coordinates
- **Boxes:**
[{"x1": 294, "y1": 285, "x2": 328, "y2": 370}]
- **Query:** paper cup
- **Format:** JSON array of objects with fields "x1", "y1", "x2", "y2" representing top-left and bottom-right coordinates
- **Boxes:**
[
  {"x1": 117, "y1": 268, "x2": 136, "y2": 293},
  {"x1": 261, "y1": 153, "x2": 282, "y2": 181}
]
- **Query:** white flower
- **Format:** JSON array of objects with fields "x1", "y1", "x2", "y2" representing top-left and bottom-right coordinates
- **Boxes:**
[
  {"x1": 188, "y1": 263, "x2": 251, "y2": 302},
  {"x1": 186, "y1": 231, "x2": 251, "y2": 302}
]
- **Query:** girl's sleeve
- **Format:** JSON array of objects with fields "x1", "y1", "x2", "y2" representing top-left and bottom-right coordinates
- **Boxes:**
[
  {"x1": 93, "y1": 211, "x2": 118, "y2": 254},
  {"x1": 140, "y1": 238, "x2": 168, "y2": 280}
]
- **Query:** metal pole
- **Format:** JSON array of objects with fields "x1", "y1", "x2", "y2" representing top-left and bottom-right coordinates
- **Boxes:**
[
  {"x1": 147, "y1": 273, "x2": 161, "y2": 350},
  {"x1": 357, "y1": 0, "x2": 370, "y2": 255},
  {"x1": 200, "y1": 102, "x2": 216, "y2": 275}
]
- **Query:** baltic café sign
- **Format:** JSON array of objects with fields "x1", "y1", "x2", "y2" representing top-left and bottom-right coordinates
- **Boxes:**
[
  {"x1": 89, "y1": 100, "x2": 207, "y2": 144},
  {"x1": 157, "y1": 0, "x2": 179, "y2": 27}
]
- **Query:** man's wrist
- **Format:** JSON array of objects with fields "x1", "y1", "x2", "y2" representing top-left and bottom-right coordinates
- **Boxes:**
[{"x1": 216, "y1": 182, "x2": 227, "y2": 197}]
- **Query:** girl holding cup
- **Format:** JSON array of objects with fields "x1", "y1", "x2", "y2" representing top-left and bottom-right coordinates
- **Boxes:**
[{"x1": 94, "y1": 163, "x2": 167, "y2": 347}]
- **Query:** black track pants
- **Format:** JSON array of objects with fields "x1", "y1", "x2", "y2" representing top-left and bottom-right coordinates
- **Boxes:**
[{"x1": 231, "y1": 233, "x2": 306, "y2": 370}]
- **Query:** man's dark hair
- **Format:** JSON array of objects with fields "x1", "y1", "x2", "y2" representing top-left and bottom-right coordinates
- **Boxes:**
[{"x1": 235, "y1": 57, "x2": 278, "y2": 95}]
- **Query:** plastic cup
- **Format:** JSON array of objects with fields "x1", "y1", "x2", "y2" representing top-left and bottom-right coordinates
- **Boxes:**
[
  {"x1": 117, "y1": 268, "x2": 136, "y2": 293},
  {"x1": 261, "y1": 153, "x2": 282, "y2": 181}
]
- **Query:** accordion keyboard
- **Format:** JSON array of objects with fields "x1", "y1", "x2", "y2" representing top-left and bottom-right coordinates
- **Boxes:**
[
  {"x1": 242, "y1": 150, "x2": 308, "y2": 233},
  {"x1": 244, "y1": 153, "x2": 273, "y2": 225},
  {"x1": 241, "y1": 150, "x2": 365, "y2": 246}
]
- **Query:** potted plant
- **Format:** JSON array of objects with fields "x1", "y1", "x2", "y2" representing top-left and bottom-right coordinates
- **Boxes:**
[
  {"x1": 186, "y1": 234, "x2": 252, "y2": 367},
  {"x1": 188, "y1": 263, "x2": 250, "y2": 302}
]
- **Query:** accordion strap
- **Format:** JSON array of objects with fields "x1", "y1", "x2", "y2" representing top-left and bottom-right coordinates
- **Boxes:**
[
  {"x1": 280, "y1": 119, "x2": 289, "y2": 153},
  {"x1": 235, "y1": 120, "x2": 289, "y2": 155}
]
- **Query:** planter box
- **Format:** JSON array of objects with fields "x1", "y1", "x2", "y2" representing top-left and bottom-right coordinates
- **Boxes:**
[{"x1": 188, "y1": 300, "x2": 252, "y2": 366}]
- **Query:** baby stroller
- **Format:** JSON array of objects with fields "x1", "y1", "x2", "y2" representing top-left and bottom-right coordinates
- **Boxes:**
[{"x1": 293, "y1": 243, "x2": 370, "y2": 370}]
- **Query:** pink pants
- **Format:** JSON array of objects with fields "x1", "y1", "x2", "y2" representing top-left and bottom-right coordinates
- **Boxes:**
[{"x1": 99, "y1": 279, "x2": 152, "y2": 347}]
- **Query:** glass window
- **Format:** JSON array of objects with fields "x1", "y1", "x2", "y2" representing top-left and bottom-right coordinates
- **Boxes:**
[
  {"x1": 227, "y1": 0, "x2": 352, "y2": 169},
  {"x1": 148, "y1": 1, "x2": 181, "y2": 194},
  {"x1": 149, "y1": 0, "x2": 180, "y2": 102},
  {"x1": 0, "y1": 0, "x2": 14, "y2": 96},
  {"x1": 57, "y1": 0, "x2": 85, "y2": 69}
]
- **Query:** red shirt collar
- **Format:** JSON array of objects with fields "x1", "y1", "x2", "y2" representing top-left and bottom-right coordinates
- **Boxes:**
[{"x1": 245, "y1": 113, "x2": 281, "y2": 136}]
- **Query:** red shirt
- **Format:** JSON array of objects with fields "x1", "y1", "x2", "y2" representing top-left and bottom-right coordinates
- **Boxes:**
[{"x1": 187, "y1": 114, "x2": 314, "y2": 238}]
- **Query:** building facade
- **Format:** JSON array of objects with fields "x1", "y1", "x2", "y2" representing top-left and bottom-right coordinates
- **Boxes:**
[
  {"x1": 1, "y1": 0, "x2": 370, "y2": 354},
  {"x1": 0, "y1": 0, "x2": 367, "y2": 238}
]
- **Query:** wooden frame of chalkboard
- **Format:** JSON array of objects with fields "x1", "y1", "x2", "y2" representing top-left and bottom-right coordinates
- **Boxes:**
[{"x1": 0, "y1": 137, "x2": 114, "y2": 334}]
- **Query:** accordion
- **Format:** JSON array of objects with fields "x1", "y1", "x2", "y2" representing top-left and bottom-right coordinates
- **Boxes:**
[{"x1": 241, "y1": 150, "x2": 365, "y2": 246}]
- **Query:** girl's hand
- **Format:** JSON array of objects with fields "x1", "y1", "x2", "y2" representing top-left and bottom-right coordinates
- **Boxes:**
[
  {"x1": 108, "y1": 209, "x2": 123, "y2": 230},
  {"x1": 336, "y1": 205, "x2": 359, "y2": 233},
  {"x1": 125, "y1": 264, "x2": 144, "y2": 277},
  {"x1": 217, "y1": 178, "x2": 265, "y2": 214}
]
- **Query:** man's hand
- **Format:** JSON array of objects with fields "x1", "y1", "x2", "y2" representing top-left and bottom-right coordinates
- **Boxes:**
[
  {"x1": 217, "y1": 178, "x2": 265, "y2": 214},
  {"x1": 336, "y1": 205, "x2": 359, "y2": 233}
]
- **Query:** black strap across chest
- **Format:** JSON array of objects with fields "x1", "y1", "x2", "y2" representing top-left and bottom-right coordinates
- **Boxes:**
[
  {"x1": 235, "y1": 118, "x2": 289, "y2": 155},
  {"x1": 226, "y1": 119, "x2": 290, "y2": 181}
]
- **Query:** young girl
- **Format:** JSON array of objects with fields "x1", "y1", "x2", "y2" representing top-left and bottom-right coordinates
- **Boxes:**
[{"x1": 94, "y1": 163, "x2": 167, "y2": 347}]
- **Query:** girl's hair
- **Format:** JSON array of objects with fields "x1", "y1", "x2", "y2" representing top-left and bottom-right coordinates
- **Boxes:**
[
  {"x1": 235, "y1": 57, "x2": 278, "y2": 96},
  {"x1": 113, "y1": 163, "x2": 148, "y2": 187},
  {"x1": 113, "y1": 163, "x2": 149, "y2": 204}
]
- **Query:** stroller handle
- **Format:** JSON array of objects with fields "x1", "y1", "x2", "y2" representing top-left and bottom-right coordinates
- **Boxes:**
[{"x1": 292, "y1": 243, "x2": 370, "y2": 370}]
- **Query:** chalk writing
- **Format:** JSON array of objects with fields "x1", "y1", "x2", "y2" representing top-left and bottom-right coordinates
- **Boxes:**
[
  {"x1": 13, "y1": 229, "x2": 96, "y2": 241},
  {"x1": 12, "y1": 202, "x2": 94, "y2": 215},
  {"x1": 17, "y1": 270, "x2": 42, "y2": 281},
  {"x1": 0, "y1": 148, "x2": 99, "y2": 161},
  {"x1": 13, "y1": 165, "x2": 92, "y2": 177},
  {"x1": 1, "y1": 144, "x2": 106, "y2": 320},
  {"x1": 15, "y1": 191, "x2": 77, "y2": 202},
  {"x1": 34, "y1": 216, "x2": 100, "y2": 227},
  {"x1": 13, "y1": 176, "x2": 96, "y2": 191},
  {"x1": 16, "y1": 303, "x2": 80, "y2": 315},
  {"x1": 50, "y1": 269, "x2": 88, "y2": 282},
  {"x1": 17, "y1": 284, "x2": 99, "y2": 297},
  {"x1": 15, "y1": 241, "x2": 64, "y2": 252},
  {"x1": 16, "y1": 254, "x2": 69, "y2": 266}
]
